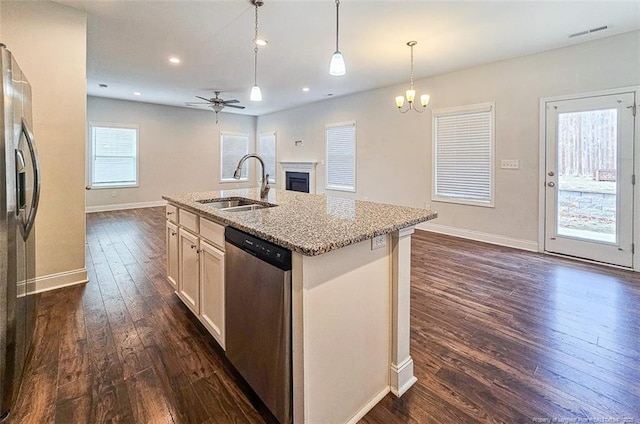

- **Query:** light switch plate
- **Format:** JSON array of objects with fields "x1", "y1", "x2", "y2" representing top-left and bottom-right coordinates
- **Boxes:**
[
  {"x1": 371, "y1": 235, "x2": 387, "y2": 250},
  {"x1": 501, "y1": 159, "x2": 519, "y2": 169}
]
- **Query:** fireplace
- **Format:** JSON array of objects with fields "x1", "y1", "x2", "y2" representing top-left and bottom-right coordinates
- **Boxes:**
[
  {"x1": 286, "y1": 172, "x2": 310, "y2": 193},
  {"x1": 279, "y1": 161, "x2": 317, "y2": 194}
]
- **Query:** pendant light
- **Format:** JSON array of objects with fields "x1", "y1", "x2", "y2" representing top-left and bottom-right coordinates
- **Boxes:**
[
  {"x1": 329, "y1": 0, "x2": 346, "y2": 76},
  {"x1": 395, "y1": 41, "x2": 430, "y2": 113},
  {"x1": 250, "y1": 0, "x2": 264, "y2": 101}
]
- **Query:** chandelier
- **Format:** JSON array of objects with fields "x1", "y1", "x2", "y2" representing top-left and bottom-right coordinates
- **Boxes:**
[{"x1": 395, "y1": 41, "x2": 430, "y2": 113}]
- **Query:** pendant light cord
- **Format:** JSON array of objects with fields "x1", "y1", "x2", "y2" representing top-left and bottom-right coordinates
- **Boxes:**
[
  {"x1": 254, "y1": 2, "x2": 259, "y2": 85},
  {"x1": 409, "y1": 43, "x2": 414, "y2": 90},
  {"x1": 335, "y1": 0, "x2": 340, "y2": 52}
]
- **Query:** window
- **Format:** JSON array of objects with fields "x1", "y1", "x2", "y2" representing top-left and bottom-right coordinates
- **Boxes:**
[
  {"x1": 89, "y1": 122, "x2": 138, "y2": 188},
  {"x1": 432, "y1": 102, "x2": 494, "y2": 207},
  {"x1": 258, "y1": 132, "x2": 276, "y2": 183},
  {"x1": 220, "y1": 132, "x2": 249, "y2": 182},
  {"x1": 326, "y1": 121, "x2": 356, "y2": 192}
]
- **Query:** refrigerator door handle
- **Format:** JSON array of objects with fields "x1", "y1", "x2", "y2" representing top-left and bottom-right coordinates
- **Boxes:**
[
  {"x1": 20, "y1": 118, "x2": 41, "y2": 240},
  {"x1": 15, "y1": 149, "x2": 27, "y2": 212}
]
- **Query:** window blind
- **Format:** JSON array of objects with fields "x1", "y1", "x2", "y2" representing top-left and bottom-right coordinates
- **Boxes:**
[
  {"x1": 91, "y1": 125, "x2": 138, "y2": 187},
  {"x1": 433, "y1": 103, "x2": 494, "y2": 206},
  {"x1": 258, "y1": 133, "x2": 276, "y2": 183},
  {"x1": 326, "y1": 122, "x2": 356, "y2": 192},
  {"x1": 220, "y1": 133, "x2": 249, "y2": 181}
]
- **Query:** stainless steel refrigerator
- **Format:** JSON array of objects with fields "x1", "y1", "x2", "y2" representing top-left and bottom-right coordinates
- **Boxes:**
[{"x1": 0, "y1": 43, "x2": 41, "y2": 420}]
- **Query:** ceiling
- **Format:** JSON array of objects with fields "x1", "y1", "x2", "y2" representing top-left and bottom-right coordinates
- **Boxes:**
[{"x1": 56, "y1": 0, "x2": 640, "y2": 117}]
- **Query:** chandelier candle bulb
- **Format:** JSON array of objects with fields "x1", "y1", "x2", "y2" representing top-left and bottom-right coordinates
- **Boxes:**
[
  {"x1": 420, "y1": 94, "x2": 430, "y2": 107},
  {"x1": 395, "y1": 96, "x2": 405, "y2": 108}
]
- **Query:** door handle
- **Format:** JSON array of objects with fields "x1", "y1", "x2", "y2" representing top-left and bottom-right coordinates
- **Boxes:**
[
  {"x1": 548, "y1": 182, "x2": 555, "y2": 187},
  {"x1": 20, "y1": 118, "x2": 41, "y2": 240},
  {"x1": 15, "y1": 149, "x2": 27, "y2": 212}
]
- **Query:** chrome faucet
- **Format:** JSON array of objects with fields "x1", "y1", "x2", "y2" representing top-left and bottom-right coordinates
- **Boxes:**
[{"x1": 233, "y1": 153, "x2": 270, "y2": 199}]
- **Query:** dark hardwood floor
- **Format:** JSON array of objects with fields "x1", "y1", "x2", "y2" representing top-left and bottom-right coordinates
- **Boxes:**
[{"x1": 8, "y1": 207, "x2": 640, "y2": 423}]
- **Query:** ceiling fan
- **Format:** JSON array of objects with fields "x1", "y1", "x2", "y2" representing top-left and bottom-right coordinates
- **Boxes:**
[{"x1": 185, "y1": 91, "x2": 246, "y2": 123}]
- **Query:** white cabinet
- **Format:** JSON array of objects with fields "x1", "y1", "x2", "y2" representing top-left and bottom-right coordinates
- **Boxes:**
[
  {"x1": 166, "y1": 221, "x2": 179, "y2": 289},
  {"x1": 166, "y1": 204, "x2": 226, "y2": 349},
  {"x1": 199, "y1": 239, "x2": 225, "y2": 349},
  {"x1": 178, "y1": 228, "x2": 200, "y2": 314}
]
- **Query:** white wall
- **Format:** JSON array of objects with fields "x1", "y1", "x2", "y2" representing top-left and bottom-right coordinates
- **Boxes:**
[
  {"x1": 257, "y1": 31, "x2": 640, "y2": 246},
  {"x1": 86, "y1": 97, "x2": 257, "y2": 210},
  {"x1": 2, "y1": 2, "x2": 88, "y2": 286}
]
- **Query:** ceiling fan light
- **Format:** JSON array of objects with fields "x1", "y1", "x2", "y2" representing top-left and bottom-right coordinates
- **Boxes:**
[
  {"x1": 250, "y1": 85, "x2": 263, "y2": 102},
  {"x1": 420, "y1": 94, "x2": 430, "y2": 107},
  {"x1": 212, "y1": 104, "x2": 224, "y2": 113},
  {"x1": 329, "y1": 51, "x2": 346, "y2": 76}
]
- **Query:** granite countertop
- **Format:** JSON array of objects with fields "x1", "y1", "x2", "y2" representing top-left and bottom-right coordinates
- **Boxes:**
[{"x1": 163, "y1": 188, "x2": 437, "y2": 256}]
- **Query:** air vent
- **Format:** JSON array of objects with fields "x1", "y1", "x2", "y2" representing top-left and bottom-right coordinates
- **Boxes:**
[{"x1": 569, "y1": 25, "x2": 609, "y2": 38}]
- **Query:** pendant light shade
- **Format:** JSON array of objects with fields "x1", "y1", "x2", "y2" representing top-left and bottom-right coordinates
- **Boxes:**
[
  {"x1": 329, "y1": 51, "x2": 346, "y2": 76},
  {"x1": 329, "y1": 0, "x2": 346, "y2": 76},
  {"x1": 250, "y1": 85, "x2": 263, "y2": 102}
]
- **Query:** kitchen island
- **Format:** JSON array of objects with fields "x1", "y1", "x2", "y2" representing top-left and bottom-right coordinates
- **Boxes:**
[{"x1": 163, "y1": 188, "x2": 437, "y2": 424}]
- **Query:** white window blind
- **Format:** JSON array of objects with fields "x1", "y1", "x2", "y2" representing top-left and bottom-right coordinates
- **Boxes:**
[
  {"x1": 90, "y1": 123, "x2": 138, "y2": 188},
  {"x1": 220, "y1": 133, "x2": 249, "y2": 181},
  {"x1": 432, "y1": 102, "x2": 494, "y2": 206},
  {"x1": 258, "y1": 132, "x2": 276, "y2": 183},
  {"x1": 326, "y1": 121, "x2": 356, "y2": 192}
]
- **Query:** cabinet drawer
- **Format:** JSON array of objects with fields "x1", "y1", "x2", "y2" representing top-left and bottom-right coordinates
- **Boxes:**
[
  {"x1": 166, "y1": 204, "x2": 178, "y2": 223},
  {"x1": 179, "y1": 209, "x2": 199, "y2": 233},
  {"x1": 200, "y1": 218, "x2": 225, "y2": 250}
]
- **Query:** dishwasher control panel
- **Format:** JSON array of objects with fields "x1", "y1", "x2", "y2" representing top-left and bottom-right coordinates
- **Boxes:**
[{"x1": 225, "y1": 227, "x2": 292, "y2": 271}]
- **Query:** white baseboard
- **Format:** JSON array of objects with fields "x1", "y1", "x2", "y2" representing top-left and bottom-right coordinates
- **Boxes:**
[
  {"x1": 86, "y1": 200, "x2": 167, "y2": 213},
  {"x1": 390, "y1": 357, "x2": 418, "y2": 397},
  {"x1": 345, "y1": 386, "x2": 390, "y2": 424},
  {"x1": 35, "y1": 268, "x2": 88, "y2": 293},
  {"x1": 418, "y1": 222, "x2": 539, "y2": 252}
]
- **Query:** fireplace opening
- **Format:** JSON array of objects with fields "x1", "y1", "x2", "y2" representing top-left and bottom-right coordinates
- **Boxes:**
[{"x1": 286, "y1": 172, "x2": 310, "y2": 193}]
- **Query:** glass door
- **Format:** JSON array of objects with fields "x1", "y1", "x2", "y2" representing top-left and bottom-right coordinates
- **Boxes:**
[{"x1": 544, "y1": 92, "x2": 635, "y2": 267}]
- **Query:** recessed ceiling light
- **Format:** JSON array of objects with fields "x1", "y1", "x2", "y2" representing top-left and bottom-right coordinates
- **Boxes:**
[
  {"x1": 302, "y1": 87, "x2": 310, "y2": 92},
  {"x1": 133, "y1": 92, "x2": 141, "y2": 96},
  {"x1": 168, "y1": 56, "x2": 181, "y2": 64}
]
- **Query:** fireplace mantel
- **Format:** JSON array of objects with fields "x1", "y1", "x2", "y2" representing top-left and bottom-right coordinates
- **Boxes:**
[{"x1": 279, "y1": 161, "x2": 318, "y2": 194}]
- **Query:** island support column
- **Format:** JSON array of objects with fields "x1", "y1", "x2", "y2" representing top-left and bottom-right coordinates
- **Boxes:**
[{"x1": 390, "y1": 226, "x2": 418, "y2": 396}]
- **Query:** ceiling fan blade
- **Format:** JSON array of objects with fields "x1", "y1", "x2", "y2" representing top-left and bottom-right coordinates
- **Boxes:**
[
  {"x1": 223, "y1": 99, "x2": 240, "y2": 104},
  {"x1": 225, "y1": 104, "x2": 246, "y2": 109},
  {"x1": 195, "y1": 96, "x2": 212, "y2": 102},
  {"x1": 185, "y1": 102, "x2": 211, "y2": 105}
]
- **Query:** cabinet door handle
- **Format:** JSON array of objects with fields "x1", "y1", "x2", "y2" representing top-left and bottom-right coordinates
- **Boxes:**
[
  {"x1": 190, "y1": 244, "x2": 197, "y2": 249},
  {"x1": 171, "y1": 231, "x2": 177, "y2": 236},
  {"x1": 167, "y1": 212, "x2": 174, "y2": 215}
]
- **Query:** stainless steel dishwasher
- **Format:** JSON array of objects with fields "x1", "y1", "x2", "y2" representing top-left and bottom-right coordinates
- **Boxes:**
[{"x1": 225, "y1": 227, "x2": 292, "y2": 424}]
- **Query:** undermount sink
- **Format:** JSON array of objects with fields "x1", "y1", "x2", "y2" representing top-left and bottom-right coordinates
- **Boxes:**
[{"x1": 197, "y1": 197, "x2": 276, "y2": 212}]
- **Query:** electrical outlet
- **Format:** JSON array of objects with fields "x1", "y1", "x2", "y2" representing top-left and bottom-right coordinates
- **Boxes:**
[
  {"x1": 501, "y1": 159, "x2": 519, "y2": 169},
  {"x1": 111, "y1": 190, "x2": 117, "y2": 198},
  {"x1": 371, "y1": 235, "x2": 387, "y2": 250}
]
